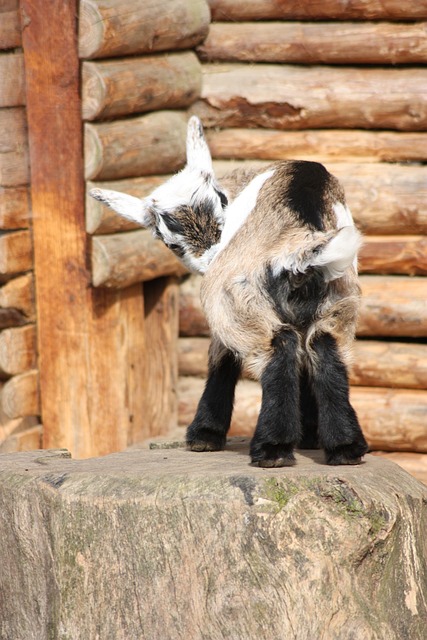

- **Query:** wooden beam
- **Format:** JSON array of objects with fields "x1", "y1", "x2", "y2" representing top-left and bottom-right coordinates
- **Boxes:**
[
  {"x1": 0, "y1": 273, "x2": 35, "y2": 322},
  {"x1": 143, "y1": 277, "x2": 180, "y2": 437},
  {"x1": 79, "y1": 0, "x2": 210, "y2": 59},
  {"x1": 178, "y1": 337, "x2": 427, "y2": 391},
  {"x1": 21, "y1": 0, "x2": 148, "y2": 457},
  {"x1": 0, "y1": 186, "x2": 30, "y2": 229},
  {"x1": 0, "y1": 369, "x2": 39, "y2": 419},
  {"x1": 212, "y1": 160, "x2": 427, "y2": 235},
  {"x1": 84, "y1": 111, "x2": 187, "y2": 181},
  {"x1": 206, "y1": 129, "x2": 427, "y2": 164},
  {"x1": 82, "y1": 52, "x2": 201, "y2": 121},
  {"x1": 178, "y1": 376, "x2": 427, "y2": 452},
  {"x1": 208, "y1": 0, "x2": 427, "y2": 21},
  {"x1": 199, "y1": 22, "x2": 427, "y2": 65},
  {"x1": 0, "y1": 0, "x2": 21, "y2": 49},
  {"x1": 0, "y1": 230, "x2": 32, "y2": 279},
  {"x1": 0, "y1": 108, "x2": 30, "y2": 187},
  {"x1": 91, "y1": 230, "x2": 188, "y2": 288},
  {"x1": 0, "y1": 52, "x2": 25, "y2": 107},
  {"x1": 0, "y1": 324, "x2": 36, "y2": 378},
  {"x1": 359, "y1": 236, "x2": 427, "y2": 276},
  {"x1": 192, "y1": 64, "x2": 427, "y2": 131}
]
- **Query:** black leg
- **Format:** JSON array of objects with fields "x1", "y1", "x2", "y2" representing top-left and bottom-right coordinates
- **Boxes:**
[
  {"x1": 250, "y1": 329, "x2": 301, "y2": 467},
  {"x1": 298, "y1": 367, "x2": 320, "y2": 449},
  {"x1": 186, "y1": 341, "x2": 241, "y2": 452},
  {"x1": 309, "y1": 333, "x2": 368, "y2": 465}
]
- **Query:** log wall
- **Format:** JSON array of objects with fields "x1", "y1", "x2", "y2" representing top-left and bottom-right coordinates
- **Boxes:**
[
  {"x1": 0, "y1": 1, "x2": 41, "y2": 453},
  {"x1": 177, "y1": 0, "x2": 427, "y2": 473}
]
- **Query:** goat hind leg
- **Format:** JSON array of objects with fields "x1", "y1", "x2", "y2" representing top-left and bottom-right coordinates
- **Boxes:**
[
  {"x1": 186, "y1": 339, "x2": 241, "y2": 452},
  {"x1": 250, "y1": 329, "x2": 301, "y2": 467},
  {"x1": 309, "y1": 332, "x2": 368, "y2": 465}
]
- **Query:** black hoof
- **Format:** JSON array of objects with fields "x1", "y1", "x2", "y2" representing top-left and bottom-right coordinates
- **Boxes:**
[
  {"x1": 186, "y1": 427, "x2": 226, "y2": 453},
  {"x1": 250, "y1": 442, "x2": 296, "y2": 468},
  {"x1": 325, "y1": 442, "x2": 369, "y2": 466}
]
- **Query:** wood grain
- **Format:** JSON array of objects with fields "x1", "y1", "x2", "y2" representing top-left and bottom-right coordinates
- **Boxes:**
[
  {"x1": 199, "y1": 22, "x2": 427, "y2": 65},
  {"x1": 79, "y1": 0, "x2": 210, "y2": 59},
  {"x1": 0, "y1": 324, "x2": 36, "y2": 378},
  {"x1": 0, "y1": 273, "x2": 35, "y2": 322},
  {"x1": 191, "y1": 64, "x2": 427, "y2": 131},
  {"x1": 0, "y1": 186, "x2": 30, "y2": 229},
  {"x1": 0, "y1": 52, "x2": 25, "y2": 107},
  {"x1": 82, "y1": 52, "x2": 201, "y2": 121},
  {"x1": 359, "y1": 236, "x2": 427, "y2": 276},
  {"x1": 0, "y1": 230, "x2": 32, "y2": 279},
  {"x1": 0, "y1": 1, "x2": 21, "y2": 49},
  {"x1": 0, "y1": 369, "x2": 39, "y2": 419}
]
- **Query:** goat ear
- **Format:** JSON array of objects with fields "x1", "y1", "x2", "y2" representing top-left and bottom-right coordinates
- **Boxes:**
[
  {"x1": 89, "y1": 188, "x2": 154, "y2": 227},
  {"x1": 186, "y1": 116, "x2": 213, "y2": 173}
]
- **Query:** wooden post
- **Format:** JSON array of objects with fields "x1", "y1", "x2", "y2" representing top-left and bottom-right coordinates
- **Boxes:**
[{"x1": 20, "y1": 0, "x2": 147, "y2": 457}]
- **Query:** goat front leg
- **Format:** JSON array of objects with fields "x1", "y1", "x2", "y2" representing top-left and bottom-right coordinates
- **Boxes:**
[
  {"x1": 186, "y1": 338, "x2": 241, "y2": 452},
  {"x1": 250, "y1": 329, "x2": 301, "y2": 467},
  {"x1": 309, "y1": 332, "x2": 368, "y2": 465},
  {"x1": 298, "y1": 367, "x2": 320, "y2": 449}
]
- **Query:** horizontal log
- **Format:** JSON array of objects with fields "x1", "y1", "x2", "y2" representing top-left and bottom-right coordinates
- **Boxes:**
[
  {"x1": 199, "y1": 22, "x2": 427, "y2": 65},
  {"x1": 0, "y1": 5, "x2": 21, "y2": 50},
  {"x1": 178, "y1": 376, "x2": 427, "y2": 452},
  {"x1": 0, "y1": 230, "x2": 32, "y2": 279},
  {"x1": 359, "y1": 236, "x2": 427, "y2": 275},
  {"x1": 191, "y1": 64, "x2": 427, "y2": 131},
  {"x1": 212, "y1": 160, "x2": 427, "y2": 235},
  {"x1": 91, "y1": 230, "x2": 187, "y2": 288},
  {"x1": 84, "y1": 111, "x2": 187, "y2": 181},
  {"x1": 179, "y1": 274, "x2": 427, "y2": 338},
  {"x1": 0, "y1": 423, "x2": 42, "y2": 453},
  {"x1": 359, "y1": 276, "x2": 427, "y2": 338},
  {"x1": 178, "y1": 337, "x2": 427, "y2": 391},
  {"x1": 0, "y1": 52, "x2": 25, "y2": 107},
  {"x1": 0, "y1": 325, "x2": 36, "y2": 378},
  {"x1": 0, "y1": 186, "x2": 30, "y2": 229},
  {"x1": 371, "y1": 451, "x2": 427, "y2": 486},
  {"x1": 0, "y1": 273, "x2": 35, "y2": 322},
  {"x1": 82, "y1": 52, "x2": 202, "y2": 121},
  {"x1": 206, "y1": 128, "x2": 427, "y2": 164},
  {"x1": 208, "y1": 0, "x2": 427, "y2": 21},
  {"x1": 0, "y1": 108, "x2": 29, "y2": 187},
  {"x1": 79, "y1": 0, "x2": 210, "y2": 59},
  {"x1": 0, "y1": 369, "x2": 39, "y2": 419},
  {"x1": 86, "y1": 176, "x2": 170, "y2": 234}
]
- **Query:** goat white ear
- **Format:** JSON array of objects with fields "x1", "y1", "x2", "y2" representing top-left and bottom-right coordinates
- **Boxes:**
[
  {"x1": 186, "y1": 116, "x2": 213, "y2": 173},
  {"x1": 89, "y1": 188, "x2": 153, "y2": 227},
  {"x1": 313, "y1": 226, "x2": 363, "y2": 281}
]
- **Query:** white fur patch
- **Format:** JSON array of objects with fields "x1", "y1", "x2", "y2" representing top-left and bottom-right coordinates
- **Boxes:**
[
  {"x1": 311, "y1": 226, "x2": 362, "y2": 281},
  {"x1": 216, "y1": 169, "x2": 275, "y2": 253},
  {"x1": 333, "y1": 202, "x2": 359, "y2": 271}
]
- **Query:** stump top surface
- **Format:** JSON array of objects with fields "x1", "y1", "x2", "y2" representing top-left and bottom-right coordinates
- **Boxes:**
[{"x1": 0, "y1": 439, "x2": 425, "y2": 503}]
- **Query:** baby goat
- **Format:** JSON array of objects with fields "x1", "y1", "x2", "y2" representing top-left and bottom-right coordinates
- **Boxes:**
[{"x1": 91, "y1": 116, "x2": 368, "y2": 467}]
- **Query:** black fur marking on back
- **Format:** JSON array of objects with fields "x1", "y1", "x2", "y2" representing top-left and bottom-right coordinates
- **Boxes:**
[
  {"x1": 264, "y1": 264, "x2": 328, "y2": 329},
  {"x1": 284, "y1": 161, "x2": 330, "y2": 231}
]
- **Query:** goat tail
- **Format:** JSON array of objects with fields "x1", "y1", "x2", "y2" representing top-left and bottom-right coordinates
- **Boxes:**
[{"x1": 310, "y1": 225, "x2": 362, "y2": 281}]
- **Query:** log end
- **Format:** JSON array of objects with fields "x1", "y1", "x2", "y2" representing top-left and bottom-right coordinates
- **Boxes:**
[
  {"x1": 81, "y1": 62, "x2": 106, "y2": 121},
  {"x1": 84, "y1": 123, "x2": 103, "y2": 181},
  {"x1": 78, "y1": 0, "x2": 105, "y2": 60}
]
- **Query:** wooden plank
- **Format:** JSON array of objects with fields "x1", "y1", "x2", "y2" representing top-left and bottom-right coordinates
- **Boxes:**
[
  {"x1": 79, "y1": 0, "x2": 210, "y2": 59},
  {"x1": 0, "y1": 424, "x2": 42, "y2": 453},
  {"x1": 143, "y1": 277, "x2": 180, "y2": 437},
  {"x1": 208, "y1": 0, "x2": 427, "y2": 21},
  {"x1": 192, "y1": 64, "x2": 427, "y2": 131},
  {"x1": 0, "y1": 186, "x2": 30, "y2": 229},
  {"x1": 91, "y1": 230, "x2": 187, "y2": 288},
  {"x1": 179, "y1": 274, "x2": 427, "y2": 339},
  {"x1": 84, "y1": 111, "x2": 187, "y2": 181},
  {"x1": 178, "y1": 337, "x2": 427, "y2": 391},
  {"x1": 178, "y1": 376, "x2": 427, "y2": 452},
  {"x1": 206, "y1": 128, "x2": 427, "y2": 164},
  {"x1": 21, "y1": 0, "x2": 149, "y2": 457},
  {"x1": 0, "y1": 6, "x2": 21, "y2": 50},
  {"x1": 86, "y1": 176, "x2": 170, "y2": 234},
  {"x1": 199, "y1": 22, "x2": 427, "y2": 65},
  {"x1": 212, "y1": 160, "x2": 427, "y2": 235},
  {"x1": 82, "y1": 52, "x2": 202, "y2": 121},
  {"x1": 0, "y1": 273, "x2": 35, "y2": 321},
  {"x1": 0, "y1": 324, "x2": 36, "y2": 378},
  {"x1": 0, "y1": 230, "x2": 32, "y2": 279},
  {"x1": 0, "y1": 52, "x2": 25, "y2": 107},
  {"x1": 359, "y1": 236, "x2": 427, "y2": 276},
  {"x1": 358, "y1": 276, "x2": 427, "y2": 338},
  {"x1": 0, "y1": 369, "x2": 39, "y2": 419}
]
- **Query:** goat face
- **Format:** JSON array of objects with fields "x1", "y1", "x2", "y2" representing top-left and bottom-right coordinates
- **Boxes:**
[{"x1": 90, "y1": 117, "x2": 228, "y2": 273}]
